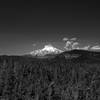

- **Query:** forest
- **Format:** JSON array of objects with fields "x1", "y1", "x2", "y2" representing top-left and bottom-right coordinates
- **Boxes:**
[{"x1": 0, "y1": 50, "x2": 100, "y2": 100}]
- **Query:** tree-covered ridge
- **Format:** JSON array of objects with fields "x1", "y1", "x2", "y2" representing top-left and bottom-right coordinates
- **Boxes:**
[{"x1": 0, "y1": 50, "x2": 100, "y2": 100}]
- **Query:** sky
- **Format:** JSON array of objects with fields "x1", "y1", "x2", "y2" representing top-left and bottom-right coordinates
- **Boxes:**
[{"x1": 0, "y1": 1, "x2": 100, "y2": 55}]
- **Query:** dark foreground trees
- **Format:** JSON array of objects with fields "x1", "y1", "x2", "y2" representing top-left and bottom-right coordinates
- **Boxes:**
[{"x1": 0, "y1": 55, "x2": 100, "y2": 100}]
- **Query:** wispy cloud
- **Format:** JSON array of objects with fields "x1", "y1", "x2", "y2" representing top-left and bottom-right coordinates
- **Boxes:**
[
  {"x1": 32, "y1": 44, "x2": 36, "y2": 47},
  {"x1": 77, "y1": 45, "x2": 90, "y2": 50},
  {"x1": 63, "y1": 37, "x2": 69, "y2": 41},
  {"x1": 90, "y1": 45, "x2": 100, "y2": 50},
  {"x1": 70, "y1": 37, "x2": 77, "y2": 41}
]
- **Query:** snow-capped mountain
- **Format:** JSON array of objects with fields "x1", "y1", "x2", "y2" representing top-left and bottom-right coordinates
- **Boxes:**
[{"x1": 30, "y1": 44, "x2": 63, "y2": 56}]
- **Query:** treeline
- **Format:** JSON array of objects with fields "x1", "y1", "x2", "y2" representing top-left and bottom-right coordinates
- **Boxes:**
[{"x1": 0, "y1": 55, "x2": 100, "y2": 100}]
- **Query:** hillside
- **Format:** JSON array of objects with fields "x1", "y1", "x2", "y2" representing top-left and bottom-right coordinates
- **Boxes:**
[{"x1": 0, "y1": 50, "x2": 100, "y2": 100}]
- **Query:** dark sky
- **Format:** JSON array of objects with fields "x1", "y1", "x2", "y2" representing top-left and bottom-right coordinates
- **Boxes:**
[{"x1": 0, "y1": 1, "x2": 100, "y2": 55}]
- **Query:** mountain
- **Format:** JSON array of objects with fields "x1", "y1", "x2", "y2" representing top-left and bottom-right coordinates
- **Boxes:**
[{"x1": 30, "y1": 44, "x2": 63, "y2": 56}]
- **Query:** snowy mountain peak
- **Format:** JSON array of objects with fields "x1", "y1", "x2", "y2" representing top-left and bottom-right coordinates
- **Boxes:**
[
  {"x1": 42, "y1": 44, "x2": 60, "y2": 52},
  {"x1": 30, "y1": 44, "x2": 63, "y2": 56}
]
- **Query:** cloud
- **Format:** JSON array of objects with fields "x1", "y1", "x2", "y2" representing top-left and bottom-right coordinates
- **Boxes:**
[
  {"x1": 32, "y1": 44, "x2": 36, "y2": 47},
  {"x1": 70, "y1": 37, "x2": 77, "y2": 41},
  {"x1": 63, "y1": 37, "x2": 78, "y2": 50},
  {"x1": 72, "y1": 42, "x2": 79, "y2": 49},
  {"x1": 77, "y1": 45, "x2": 90, "y2": 50},
  {"x1": 63, "y1": 37, "x2": 69, "y2": 42},
  {"x1": 90, "y1": 45, "x2": 100, "y2": 50},
  {"x1": 63, "y1": 37, "x2": 77, "y2": 41},
  {"x1": 63, "y1": 37, "x2": 79, "y2": 50},
  {"x1": 64, "y1": 41, "x2": 72, "y2": 50},
  {"x1": 62, "y1": 37, "x2": 100, "y2": 51}
]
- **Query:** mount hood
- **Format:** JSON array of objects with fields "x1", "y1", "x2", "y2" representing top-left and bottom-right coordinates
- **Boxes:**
[{"x1": 30, "y1": 44, "x2": 63, "y2": 56}]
